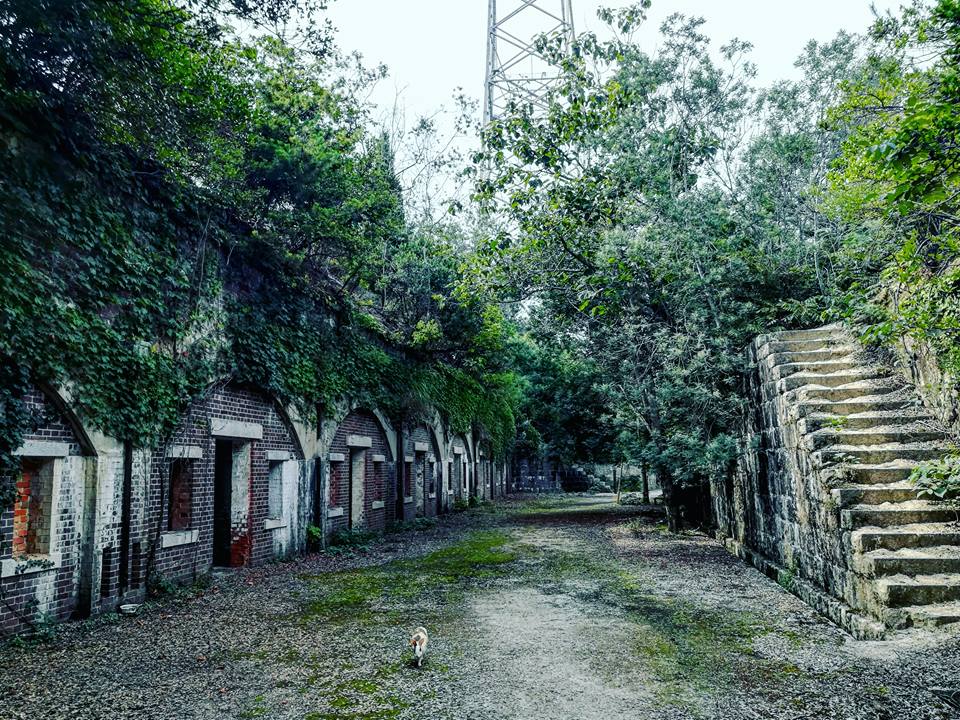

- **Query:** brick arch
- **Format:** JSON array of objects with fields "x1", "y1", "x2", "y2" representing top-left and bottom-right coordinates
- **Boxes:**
[
  {"x1": 404, "y1": 419, "x2": 445, "y2": 519},
  {"x1": 1, "y1": 384, "x2": 95, "y2": 636},
  {"x1": 25, "y1": 384, "x2": 95, "y2": 457},
  {"x1": 449, "y1": 433, "x2": 474, "y2": 501},
  {"x1": 327, "y1": 409, "x2": 396, "y2": 533},
  {"x1": 148, "y1": 383, "x2": 305, "y2": 581}
]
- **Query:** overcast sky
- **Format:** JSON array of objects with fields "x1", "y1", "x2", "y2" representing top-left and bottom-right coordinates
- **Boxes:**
[{"x1": 325, "y1": 0, "x2": 903, "y2": 125}]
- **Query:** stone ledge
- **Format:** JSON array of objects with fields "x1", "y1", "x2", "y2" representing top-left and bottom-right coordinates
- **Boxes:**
[
  {"x1": 328, "y1": 452, "x2": 346, "y2": 462},
  {"x1": 404, "y1": 496, "x2": 414, "y2": 504},
  {"x1": 326, "y1": 507, "x2": 345, "y2": 518},
  {"x1": 210, "y1": 418, "x2": 262, "y2": 440},
  {"x1": 0, "y1": 554, "x2": 61, "y2": 578},
  {"x1": 371, "y1": 454, "x2": 386, "y2": 463},
  {"x1": 414, "y1": 442, "x2": 429, "y2": 452},
  {"x1": 266, "y1": 450, "x2": 292, "y2": 462},
  {"x1": 160, "y1": 529, "x2": 199, "y2": 549},
  {"x1": 372, "y1": 500, "x2": 385, "y2": 510},
  {"x1": 264, "y1": 517, "x2": 287, "y2": 530},
  {"x1": 14, "y1": 441, "x2": 69, "y2": 458},
  {"x1": 428, "y1": 493, "x2": 437, "y2": 499},
  {"x1": 166, "y1": 445, "x2": 203, "y2": 460},
  {"x1": 346, "y1": 435, "x2": 372, "y2": 448}
]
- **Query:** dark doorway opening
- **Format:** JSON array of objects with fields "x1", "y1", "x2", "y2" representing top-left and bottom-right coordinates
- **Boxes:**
[{"x1": 213, "y1": 439, "x2": 233, "y2": 567}]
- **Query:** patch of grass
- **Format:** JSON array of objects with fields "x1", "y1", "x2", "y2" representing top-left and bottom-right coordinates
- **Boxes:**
[
  {"x1": 386, "y1": 517, "x2": 437, "y2": 533},
  {"x1": 626, "y1": 595, "x2": 783, "y2": 705},
  {"x1": 239, "y1": 695, "x2": 269, "y2": 718},
  {"x1": 328, "y1": 528, "x2": 380, "y2": 554},
  {"x1": 347, "y1": 678, "x2": 379, "y2": 694},
  {"x1": 300, "y1": 530, "x2": 517, "y2": 622},
  {"x1": 305, "y1": 710, "x2": 402, "y2": 720},
  {"x1": 304, "y1": 674, "x2": 412, "y2": 720}
]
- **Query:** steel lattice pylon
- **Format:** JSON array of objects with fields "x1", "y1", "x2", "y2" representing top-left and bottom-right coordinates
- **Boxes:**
[{"x1": 484, "y1": 0, "x2": 575, "y2": 124}]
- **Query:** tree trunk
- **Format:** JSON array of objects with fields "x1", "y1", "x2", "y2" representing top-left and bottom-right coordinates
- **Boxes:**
[
  {"x1": 614, "y1": 465, "x2": 622, "y2": 504},
  {"x1": 641, "y1": 462, "x2": 650, "y2": 504},
  {"x1": 659, "y1": 468, "x2": 682, "y2": 532}
]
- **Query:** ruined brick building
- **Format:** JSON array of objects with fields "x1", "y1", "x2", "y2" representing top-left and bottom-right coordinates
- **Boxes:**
[{"x1": 0, "y1": 384, "x2": 512, "y2": 636}]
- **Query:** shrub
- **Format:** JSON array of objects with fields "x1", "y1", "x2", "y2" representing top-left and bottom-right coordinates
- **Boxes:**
[
  {"x1": 387, "y1": 517, "x2": 437, "y2": 533},
  {"x1": 911, "y1": 455, "x2": 960, "y2": 504},
  {"x1": 306, "y1": 523, "x2": 323, "y2": 551},
  {"x1": 330, "y1": 527, "x2": 378, "y2": 550}
]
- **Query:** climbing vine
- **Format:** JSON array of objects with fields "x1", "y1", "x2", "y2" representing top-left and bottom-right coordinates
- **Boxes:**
[{"x1": 0, "y1": 0, "x2": 519, "y2": 498}]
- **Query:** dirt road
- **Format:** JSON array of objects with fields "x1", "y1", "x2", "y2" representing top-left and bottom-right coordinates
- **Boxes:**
[{"x1": 1, "y1": 496, "x2": 959, "y2": 719}]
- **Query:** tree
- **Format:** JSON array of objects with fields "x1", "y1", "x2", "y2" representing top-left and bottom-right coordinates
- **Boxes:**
[{"x1": 465, "y1": 5, "x2": 865, "y2": 527}]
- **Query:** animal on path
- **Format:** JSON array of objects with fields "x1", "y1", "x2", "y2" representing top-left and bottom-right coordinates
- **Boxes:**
[{"x1": 409, "y1": 626, "x2": 428, "y2": 667}]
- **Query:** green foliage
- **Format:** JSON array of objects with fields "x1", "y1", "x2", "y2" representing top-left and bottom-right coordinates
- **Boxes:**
[
  {"x1": 465, "y1": 5, "x2": 859, "y2": 522},
  {"x1": 825, "y1": 0, "x2": 960, "y2": 377},
  {"x1": 911, "y1": 454, "x2": 960, "y2": 503},
  {"x1": 306, "y1": 523, "x2": 324, "y2": 550},
  {"x1": 330, "y1": 528, "x2": 379, "y2": 551},
  {"x1": 0, "y1": 0, "x2": 517, "y2": 497}
]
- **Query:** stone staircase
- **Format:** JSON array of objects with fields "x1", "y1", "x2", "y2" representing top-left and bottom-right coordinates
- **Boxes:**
[{"x1": 734, "y1": 324, "x2": 960, "y2": 636}]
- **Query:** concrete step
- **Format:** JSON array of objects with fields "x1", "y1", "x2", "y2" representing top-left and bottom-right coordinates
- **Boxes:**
[
  {"x1": 837, "y1": 462, "x2": 920, "y2": 485},
  {"x1": 805, "y1": 427, "x2": 950, "y2": 450},
  {"x1": 896, "y1": 601, "x2": 960, "y2": 628},
  {"x1": 778, "y1": 370, "x2": 887, "y2": 392},
  {"x1": 769, "y1": 360, "x2": 862, "y2": 380},
  {"x1": 802, "y1": 411, "x2": 938, "y2": 431},
  {"x1": 878, "y1": 573, "x2": 960, "y2": 607},
  {"x1": 853, "y1": 523, "x2": 960, "y2": 552},
  {"x1": 800, "y1": 380, "x2": 905, "y2": 403},
  {"x1": 818, "y1": 443, "x2": 949, "y2": 465},
  {"x1": 857, "y1": 546, "x2": 960, "y2": 577},
  {"x1": 798, "y1": 399, "x2": 923, "y2": 417},
  {"x1": 765, "y1": 349, "x2": 858, "y2": 366},
  {"x1": 832, "y1": 483, "x2": 919, "y2": 507},
  {"x1": 842, "y1": 501, "x2": 960, "y2": 529},
  {"x1": 761, "y1": 339, "x2": 851, "y2": 356},
  {"x1": 769, "y1": 325, "x2": 847, "y2": 342}
]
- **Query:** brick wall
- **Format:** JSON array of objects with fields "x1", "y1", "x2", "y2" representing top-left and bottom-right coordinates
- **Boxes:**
[
  {"x1": 402, "y1": 424, "x2": 442, "y2": 519},
  {"x1": 93, "y1": 447, "x2": 148, "y2": 615},
  {"x1": 450, "y1": 435, "x2": 472, "y2": 503},
  {"x1": 0, "y1": 387, "x2": 87, "y2": 636},
  {"x1": 328, "y1": 411, "x2": 395, "y2": 533},
  {"x1": 146, "y1": 385, "x2": 302, "y2": 585}
]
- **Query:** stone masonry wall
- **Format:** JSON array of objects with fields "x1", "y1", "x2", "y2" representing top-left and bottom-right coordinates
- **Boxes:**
[
  {"x1": 716, "y1": 340, "x2": 865, "y2": 601},
  {"x1": 712, "y1": 332, "x2": 903, "y2": 637}
]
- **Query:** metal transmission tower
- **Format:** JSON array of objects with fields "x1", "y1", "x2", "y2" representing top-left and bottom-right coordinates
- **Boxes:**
[{"x1": 484, "y1": 0, "x2": 575, "y2": 124}]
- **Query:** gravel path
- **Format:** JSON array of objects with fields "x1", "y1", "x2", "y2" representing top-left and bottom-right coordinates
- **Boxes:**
[{"x1": 2, "y1": 495, "x2": 960, "y2": 719}]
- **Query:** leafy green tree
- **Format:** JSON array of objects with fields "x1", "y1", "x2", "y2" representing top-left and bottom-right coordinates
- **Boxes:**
[
  {"x1": 466, "y1": 5, "x2": 864, "y2": 527},
  {"x1": 826, "y1": 0, "x2": 960, "y2": 375}
]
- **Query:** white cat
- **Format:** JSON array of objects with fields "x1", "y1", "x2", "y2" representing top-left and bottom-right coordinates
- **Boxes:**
[{"x1": 409, "y1": 626, "x2": 428, "y2": 667}]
